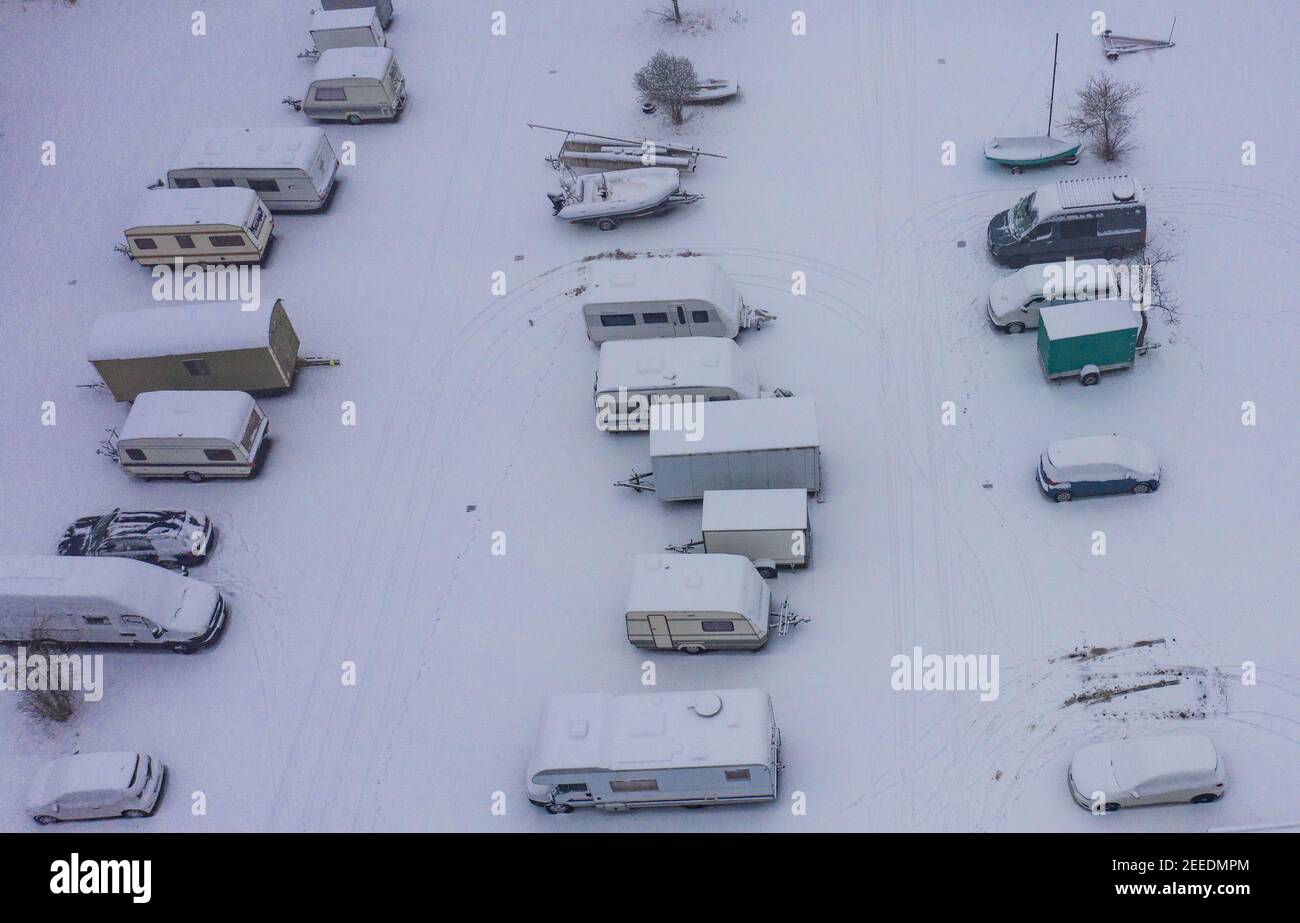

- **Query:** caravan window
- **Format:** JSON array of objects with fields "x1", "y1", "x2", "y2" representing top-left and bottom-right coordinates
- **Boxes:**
[
  {"x1": 175, "y1": 235, "x2": 196, "y2": 249},
  {"x1": 83, "y1": 616, "x2": 112, "y2": 626},
  {"x1": 204, "y1": 448, "x2": 237, "y2": 462},
  {"x1": 609, "y1": 779, "x2": 659, "y2": 793},
  {"x1": 134, "y1": 238, "x2": 158, "y2": 250},
  {"x1": 124, "y1": 448, "x2": 147, "y2": 461},
  {"x1": 316, "y1": 87, "x2": 347, "y2": 101},
  {"x1": 211, "y1": 178, "x2": 237, "y2": 188},
  {"x1": 209, "y1": 235, "x2": 245, "y2": 247},
  {"x1": 183, "y1": 359, "x2": 211, "y2": 376},
  {"x1": 600, "y1": 314, "x2": 636, "y2": 328},
  {"x1": 248, "y1": 179, "x2": 279, "y2": 193},
  {"x1": 725, "y1": 769, "x2": 751, "y2": 782},
  {"x1": 555, "y1": 783, "x2": 588, "y2": 794},
  {"x1": 701, "y1": 620, "x2": 734, "y2": 632},
  {"x1": 692, "y1": 311, "x2": 710, "y2": 323},
  {"x1": 642, "y1": 312, "x2": 669, "y2": 324},
  {"x1": 172, "y1": 177, "x2": 200, "y2": 189}
]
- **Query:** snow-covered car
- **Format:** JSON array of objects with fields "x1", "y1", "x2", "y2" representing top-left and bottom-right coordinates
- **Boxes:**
[
  {"x1": 986, "y1": 258, "x2": 1120, "y2": 333},
  {"x1": 57, "y1": 509, "x2": 215, "y2": 568},
  {"x1": 1068, "y1": 734, "x2": 1226, "y2": 811},
  {"x1": 28, "y1": 752, "x2": 167, "y2": 825},
  {"x1": 1037, "y1": 436, "x2": 1160, "y2": 502}
]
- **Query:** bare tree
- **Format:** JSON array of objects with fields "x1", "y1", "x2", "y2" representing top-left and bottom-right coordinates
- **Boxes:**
[
  {"x1": 17, "y1": 640, "x2": 77, "y2": 723},
  {"x1": 1061, "y1": 75, "x2": 1143, "y2": 162},
  {"x1": 635, "y1": 50, "x2": 699, "y2": 125},
  {"x1": 1141, "y1": 238, "x2": 1181, "y2": 327}
]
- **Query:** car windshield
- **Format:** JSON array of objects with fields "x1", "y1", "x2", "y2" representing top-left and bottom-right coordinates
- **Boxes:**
[{"x1": 1008, "y1": 192, "x2": 1037, "y2": 239}]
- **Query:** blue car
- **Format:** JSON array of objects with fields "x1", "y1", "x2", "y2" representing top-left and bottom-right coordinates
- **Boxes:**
[{"x1": 1037, "y1": 435, "x2": 1160, "y2": 502}]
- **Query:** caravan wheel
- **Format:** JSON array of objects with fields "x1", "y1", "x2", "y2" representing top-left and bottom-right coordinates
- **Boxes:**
[
  {"x1": 184, "y1": 471, "x2": 205, "y2": 483},
  {"x1": 347, "y1": 114, "x2": 363, "y2": 125},
  {"x1": 597, "y1": 218, "x2": 618, "y2": 231},
  {"x1": 681, "y1": 645, "x2": 706, "y2": 654}
]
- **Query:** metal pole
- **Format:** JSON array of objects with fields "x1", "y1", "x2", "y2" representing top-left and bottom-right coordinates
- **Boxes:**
[{"x1": 1047, "y1": 32, "x2": 1059, "y2": 137}]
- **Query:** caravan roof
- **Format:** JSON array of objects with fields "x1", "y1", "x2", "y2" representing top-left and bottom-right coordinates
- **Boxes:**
[
  {"x1": 127, "y1": 187, "x2": 259, "y2": 231},
  {"x1": 626, "y1": 553, "x2": 765, "y2": 626},
  {"x1": 314, "y1": 46, "x2": 393, "y2": 81},
  {"x1": 596, "y1": 337, "x2": 756, "y2": 394},
  {"x1": 1032, "y1": 174, "x2": 1144, "y2": 219},
  {"x1": 530, "y1": 688, "x2": 773, "y2": 778},
  {"x1": 650, "y1": 396, "x2": 819, "y2": 458},
  {"x1": 702, "y1": 489, "x2": 808, "y2": 533},
  {"x1": 173, "y1": 127, "x2": 331, "y2": 172},
  {"x1": 118, "y1": 390, "x2": 258, "y2": 444},
  {"x1": 1039, "y1": 297, "x2": 1142, "y2": 339},
  {"x1": 88, "y1": 302, "x2": 282, "y2": 362},
  {"x1": 581, "y1": 257, "x2": 740, "y2": 309},
  {"x1": 310, "y1": 6, "x2": 377, "y2": 30}
]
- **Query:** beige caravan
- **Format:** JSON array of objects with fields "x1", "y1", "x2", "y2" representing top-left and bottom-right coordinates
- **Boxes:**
[
  {"x1": 124, "y1": 188, "x2": 272, "y2": 267},
  {"x1": 298, "y1": 47, "x2": 406, "y2": 124},
  {"x1": 116, "y1": 391, "x2": 270, "y2": 482},
  {"x1": 89, "y1": 300, "x2": 301, "y2": 402}
]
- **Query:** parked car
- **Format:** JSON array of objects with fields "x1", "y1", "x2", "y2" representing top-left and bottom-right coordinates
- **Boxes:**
[
  {"x1": 1069, "y1": 734, "x2": 1226, "y2": 811},
  {"x1": 986, "y1": 258, "x2": 1121, "y2": 333},
  {"x1": 28, "y1": 752, "x2": 167, "y2": 825},
  {"x1": 58, "y1": 509, "x2": 215, "y2": 568},
  {"x1": 988, "y1": 175, "x2": 1146, "y2": 268},
  {"x1": 1037, "y1": 435, "x2": 1160, "y2": 502}
]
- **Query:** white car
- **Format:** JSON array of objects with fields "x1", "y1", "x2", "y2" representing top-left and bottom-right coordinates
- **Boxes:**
[
  {"x1": 1069, "y1": 734, "x2": 1226, "y2": 811},
  {"x1": 28, "y1": 752, "x2": 166, "y2": 825},
  {"x1": 987, "y1": 258, "x2": 1120, "y2": 333},
  {"x1": 1037, "y1": 435, "x2": 1160, "y2": 502}
]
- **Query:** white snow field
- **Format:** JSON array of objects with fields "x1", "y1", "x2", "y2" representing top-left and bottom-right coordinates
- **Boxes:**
[{"x1": 0, "y1": 0, "x2": 1296, "y2": 832}]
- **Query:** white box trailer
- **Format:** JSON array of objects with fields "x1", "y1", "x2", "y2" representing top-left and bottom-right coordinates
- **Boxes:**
[
  {"x1": 321, "y1": 0, "x2": 393, "y2": 28},
  {"x1": 580, "y1": 257, "x2": 772, "y2": 344},
  {"x1": 308, "y1": 6, "x2": 386, "y2": 54},
  {"x1": 594, "y1": 337, "x2": 761, "y2": 432},
  {"x1": 622, "y1": 396, "x2": 820, "y2": 501},
  {"x1": 168, "y1": 127, "x2": 339, "y2": 212},
  {"x1": 698, "y1": 489, "x2": 810, "y2": 574},
  {"x1": 0, "y1": 556, "x2": 227, "y2": 653},
  {"x1": 116, "y1": 391, "x2": 270, "y2": 482},
  {"x1": 527, "y1": 688, "x2": 782, "y2": 813}
]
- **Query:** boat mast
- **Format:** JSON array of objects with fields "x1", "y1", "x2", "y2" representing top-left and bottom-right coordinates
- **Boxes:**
[{"x1": 1047, "y1": 32, "x2": 1059, "y2": 137}]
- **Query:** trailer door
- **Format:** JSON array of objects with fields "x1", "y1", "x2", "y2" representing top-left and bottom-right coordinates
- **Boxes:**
[
  {"x1": 670, "y1": 304, "x2": 692, "y2": 337},
  {"x1": 647, "y1": 614, "x2": 673, "y2": 649}
]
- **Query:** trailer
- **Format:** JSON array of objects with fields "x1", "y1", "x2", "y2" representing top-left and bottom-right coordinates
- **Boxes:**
[
  {"x1": 301, "y1": 6, "x2": 387, "y2": 58},
  {"x1": 88, "y1": 300, "x2": 303, "y2": 402},
  {"x1": 618, "y1": 397, "x2": 820, "y2": 501},
  {"x1": 528, "y1": 124, "x2": 723, "y2": 174},
  {"x1": 1037, "y1": 298, "x2": 1144, "y2": 385},
  {"x1": 683, "y1": 489, "x2": 810, "y2": 576}
]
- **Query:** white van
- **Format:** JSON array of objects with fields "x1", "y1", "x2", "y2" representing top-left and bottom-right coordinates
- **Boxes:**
[
  {"x1": 308, "y1": 6, "x2": 386, "y2": 53},
  {"x1": 28, "y1": 752, "x2": 168, "y2": 825},
  {"x1": 0, "y1": 556, "x2": 227, "y2": 653},
  {"x1": 116, "y1": 391, "x2": 269, "y2": 482},
  {"x1": 300, "y1": 47, "x2": 406, "y2": 124},
  {"x1": 987, "y1": 258, "x2": 1122, "y2": 333},
  {"x1": 168, "y1": 127, "x2": 339, "y2": 212},
  {"x1": 528, "y1": 688, "x2": 782, "y2": 813},
  {"x1": 580, "y1": 257, "x2": 770, "y2": 343},
  {"x1": 595, "y1": 337, "x2": 761, "y2": 431},
  {"x1": 124, "y1": 188, "x2": 272, "y2": 267}
]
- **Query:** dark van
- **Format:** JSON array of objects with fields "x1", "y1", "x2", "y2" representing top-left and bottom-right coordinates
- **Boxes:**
[{"x1": 988, "y1": 175, "x2": 1146, "y2": 267}]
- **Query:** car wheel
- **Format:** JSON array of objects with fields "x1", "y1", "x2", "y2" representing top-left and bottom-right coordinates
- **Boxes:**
[
  {"x1": 172, "y1": 642, "x2": 199, "y2": 655},
  {"x1": 33, "y1": 815, "x2": 58, "y2": 826},
  {"x1": 1080, "y1": 371, "x2": 1101, "y2": 386},
  {"x1": 1132, "y1": 483, "x2": 1150, "y2": 494},
  {"x1": 122, "y1": 809, "x2": 147, "y2": 819},
  {"x1": 347, "y1": 114, "x2": 363, "y2": 125},
  {"x1": 1105, "y1": 802, "x2": 1121, "y2": 813},
  {"x1": 545, "y1": 803, "x2": 574, "y2": 815},
  {"x1": 1054, "y1": 491, "x2": 1072, "y2": 503},
  {"x1": 597, "y1": 218, "x2": 618, "y2": 231},
  {"x1": 184, "y1": 471, "x2": 205, "y2": 483},
  {"x1": 1190, "y1": 793, "x2": 1220, "y2": 804},
  {"x1": 1005, "y1": 321, "x2": 1026, "y2": 334},
  {"x1": 1006, "y1": 257, "x2": 1027, "y2": 269},
  {"x1": 756, "y1": 566, "x2": 777, "y2": 579}
]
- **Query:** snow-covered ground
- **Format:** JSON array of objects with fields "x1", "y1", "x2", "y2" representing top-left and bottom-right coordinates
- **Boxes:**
[{"x1": 1, "y1": 0, "x2": 1296, "y2": 832}]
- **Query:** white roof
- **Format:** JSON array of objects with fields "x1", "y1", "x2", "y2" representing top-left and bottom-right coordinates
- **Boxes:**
[
  {"x1": 581, "y1": 257, "x2": 740, "y2": 312},
  {"x1": 625, "y1": 553, "x2": 765, "y2": 624},
  {"x1": 313, "y1": 45, "x2": 393, "y2": 82},
  {"x1": 1046, "y1": 435, "x2": 1159, "y2": 477},
  {"x1": 1111, "y1": 734, "x2": 1219, "y2": 789},
  {"x1": 1001, "y1": 259, "x2": 1117, "y2": 304},
  {"x1": 173, "y1": 127, "x2": 331, "y2": 172},
  {"x1": 88, "y1": 301, "x2": 279, "y2": 362},
  {"x1": 1032, "y1": 174, "x2": 1143, "y2": 218},
  {"x1": 702, "y1": 489, "x2": 808, "y2": 532},
  {"x1": 118, "y1": 390, "x2": 258, "y2": 443},
  {"x1": 28, "y1": 752, "x2": 144, "y2": 805},
  {"x1": 596, "y1": 337, "x2": 757, "y2": 395},
  {"x1": 310, "y1": 6, "x2": 378, "y2": 30},
  {"x1": 650, "y1": 396, "x2": 819, "y2": 458},
  {"x1": 126, "y1": 187, "x2": 259, "y2": 231},
  {"x1": 529, "y1": 688, "x2": 773, "y2": 777},
  {"x1": 1039, "y1": 297, "x2": 1141, "y2": 339}
]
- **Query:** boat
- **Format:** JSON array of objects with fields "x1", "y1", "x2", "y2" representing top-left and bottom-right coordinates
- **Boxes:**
[
  {"x1": 688, "y1": 78, "x2": 739, "y2": 103},
  {"x1": 985, "y1": 34, "x2": 1080, "y2": 174},
  {"x1": 548, "y1": 167, "x2": 701, "y2": 230},
  {"x1": 527, "y1": 124, "x2": 724, "y2": 174}
]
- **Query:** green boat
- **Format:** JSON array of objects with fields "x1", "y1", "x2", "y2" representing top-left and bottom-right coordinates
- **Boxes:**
[{"x1": 985, "y1": 33, "x2": 1081, "y2": 174}]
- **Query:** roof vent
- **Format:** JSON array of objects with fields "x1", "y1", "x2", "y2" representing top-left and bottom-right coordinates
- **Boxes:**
[
  {"x1": 1111, "y1": 176, "x2": 1137, "y2": 201},
  {"x1": 690, "y1": 693, "x2": 723, "y2": 717}
]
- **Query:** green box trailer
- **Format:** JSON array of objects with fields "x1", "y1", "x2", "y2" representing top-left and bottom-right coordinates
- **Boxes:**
[{"x1": 1037, "y1": 298, "x2": 1142, "y2": 385}]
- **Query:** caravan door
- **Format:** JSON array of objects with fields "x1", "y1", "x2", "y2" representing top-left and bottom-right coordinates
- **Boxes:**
[{"x1": 647, "y1": 614, "x2": 673, "y2": 649}]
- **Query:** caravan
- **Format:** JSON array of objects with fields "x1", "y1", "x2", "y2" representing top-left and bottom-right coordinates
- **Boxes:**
[
  {"x1": 168, "y1": 127, "x2": 339, "y2": 212},
  {"x1": 124, "y1": 188, "x2": 272, "y2": 267},
  {"x1": 298, "y1": 47, "x2": 407, "y2": 124},
  {"x1": 527, "y1": 688, "x2": 782, "y2": 812},
  {"x1": 115, "y1": 391, "x2": 270, "y2": 482}
]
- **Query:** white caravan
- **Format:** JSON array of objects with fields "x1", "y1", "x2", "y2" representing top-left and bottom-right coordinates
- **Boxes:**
[
  {"x1": 168, "y1": 127, "x2": 339, "y2": 212},
  {"x1": 28, "y1": 752, "x2": 167, "y2": 825},
  {"x1": 116, "y1": 391, "x2": 270, "y2": 482},
  {"x1": 594, "y1": 337, "x2": 761, "y2": 432},
  {"x1": 308, "y1": 6, "x2": 386, "y2": 54},
  {"x1": 0, "y1": 556, "x2": 227, "y2": 653},
  {"x1": 299, "y1": 47, "x2": 407, "y2": 124},
  {"x1": 580, "y1": 257, "x2": 771, "y2": 343},
  {"x1": 698, "y1": 489, "x2": 809, "y2": 575},
  {"x1": 527, "y1": 688, "x2": 782, "y2": 812},
  {"x1": 124, "y1": 188, "x2": 272, "y2": 267}
]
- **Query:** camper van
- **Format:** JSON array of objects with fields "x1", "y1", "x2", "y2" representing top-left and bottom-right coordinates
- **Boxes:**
[
  {"x1": 635, "y1": 396, "x2": 821, "y2": 501},
  {"x1": 168, "y1": 128, "x2": 339, "y2": 212},
  {"x1": 595, "y1": 337, "x2": 761, "y2": 431},
  {"x1": 300, "y1": 47, "x2": 406, "y2": 124},
  {"x1": 321, "y1": 0, "x2": 394, "y2": 28},
  {"x1": 527, "y1": 688, "x2": 782, "y2": 813},
  {"x1": 116, "y1": 391, "x2": 270, "y2": 482},
  {"x1": 124, "y1": 188, "x2": 272, "y2": 267},
  {"x1": 308, "y1": 6, "x2": 386, "y2": 52},
  {"x1": 625, "y1": 553, "x2": 799, "y2": 653},
  {"x1": 89, "y1": 300, "x2": 301, "y2": 402},
  {"x1": 0, "y1": 556, "x2": 227, "y2": 653},
  {"x1": 580, "y1": 257, "x2": 769, "y2": 344},
  {"x1": 988, "y1": 175, "x2": 1147, "y2": 267},
  {"x1": 699, "y1": 489, "x2": 809, "y2": 575}
]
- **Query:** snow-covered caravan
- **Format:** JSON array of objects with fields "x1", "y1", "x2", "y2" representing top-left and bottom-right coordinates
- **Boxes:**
[
  {"x1": 116, "y1": 391, "x2": 270, "y2": 482},
  {"x1": 527, "y1": 688, "x2": 782, "y2": 812},
  {"x1": 638, "y1": 396, "x2": 821, "y2": 501},
  {"x1": 168, "y1": 128, "x2": 339, "y2": 212},
  {"x1": 308, "y1": 6, "x2": 386, "y2": 53},
  {"x1": 88, "y1": 300, "x2": 301, "y2": 402},
  {"x1": 0, "y1": 556, "x2": 227, "y2": 653},
  {"x1": 299, "y1": 47, "x2": 406, "y2": 124},
  {"x1": 594, "y1": 337, "x2": 760, "y2": 431},
  {"x1": 700, "y1": 489, "x2": 809, "y2": 574},
  {"x1": 625, "y1": 553, "x2": 781, "y2": 652},
  {"x1": 580, "y1": 257, "x2": 768, "y2": 343},
  {"x1": 124, "y1": 188, "x2": 272, "y2": 267},
  {"x1": 321, "y1": 0, "x2": 393, "y2": 28}
]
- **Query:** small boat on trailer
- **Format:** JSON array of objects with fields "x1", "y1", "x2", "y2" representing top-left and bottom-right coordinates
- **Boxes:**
[
  {"x1": 985, "y1": 33, "x2": 1080, "y2": 174},
  {"x1": 528, "y1": 123, "x2": 723, "y2": 174},
  {"x1": 548, "y1": 167, "x2": 702, "y2": 230},
  {"x1": 688, "y1": 78, "x2": 739, "y2": 103}
]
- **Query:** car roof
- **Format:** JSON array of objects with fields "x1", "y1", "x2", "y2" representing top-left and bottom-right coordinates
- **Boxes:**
[
  {"x1": 1110, "y1": 735, "x2": 1218, "y2": 789},
  {"x1": 1046, "y1": 435, "x2": 1158, "y2": 476},
  {"x1": 29, "y1": 752, "x2": 140, "y2": 804}
]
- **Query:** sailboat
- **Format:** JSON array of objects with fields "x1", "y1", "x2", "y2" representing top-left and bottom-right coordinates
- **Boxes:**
[{"x1": 984, "y1": 33, "x2": 1081, "y2": 174}]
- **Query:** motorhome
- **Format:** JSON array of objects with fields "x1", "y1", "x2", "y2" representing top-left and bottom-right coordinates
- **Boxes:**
[
  {"x1": 624, "y1": 553, "x2": 796, "y2": 653},
  {"x1": 124, "y1": 188, "x2": 272, "y2": 267},
  {"x1": 579, "y1": 257, "x2": 769, "y2": 343},
  {"x1": 115, "y1": 391, "x2": 270, "y2": 482},
  {"x1": 527, "y1": 688, "x2": 782, "y2": 812},
  {"x1": 300, "y1": 47, "x2": 406, "y2": 124},
  {"x1": 699, "y1": 489, "x2": 809, "y2": 575},
  {"x1": 321, "y1": 0, "x2": 393, "y2": 28},
  {"x1": 168, "y1": 127, "x2": 339, "y2": 212},
  {"x1": 0, "y1": 556, "x2": 227, "y2": 653},
  {"x1": 89, "y1": 300, "x2": 301, "y2": 402},
  {"x1": 988, "y1": 174, "x2": 1147, "y2": 267},
  {"x1": 594, "y1": 337, "x2": 761, "y2": 431},
  {"x1": 308, "y1": 6, "x2": 386, "y2": 53},
  {"x1": 636, "y1": 396, "x2": 821, "y2": 501}
]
